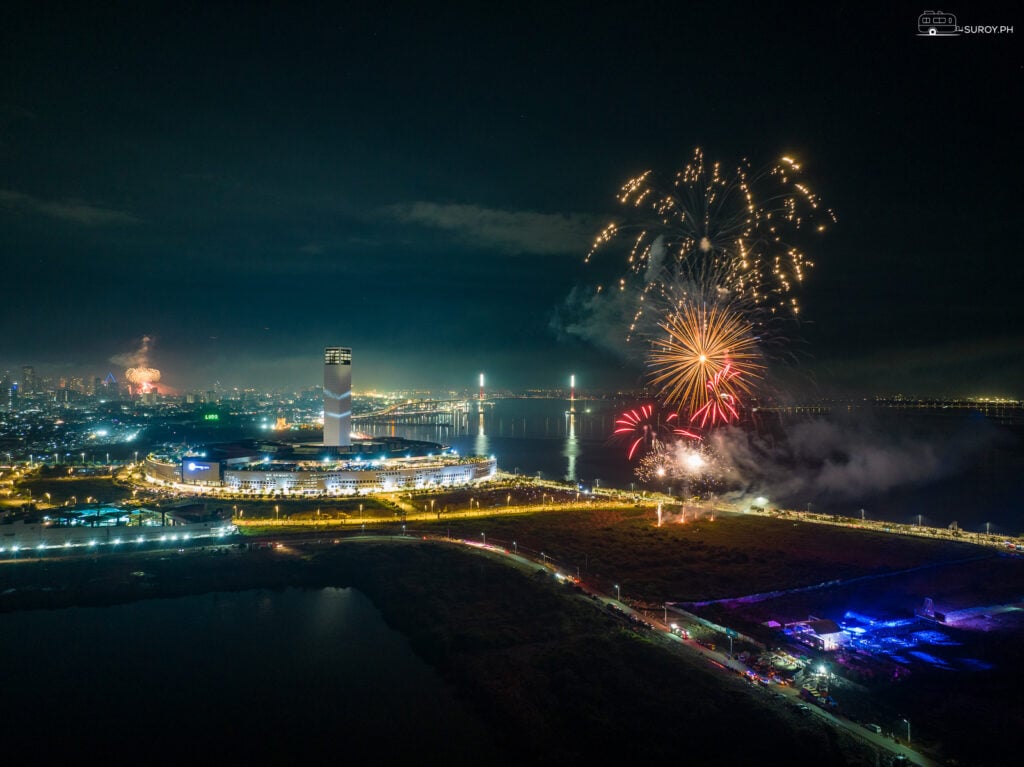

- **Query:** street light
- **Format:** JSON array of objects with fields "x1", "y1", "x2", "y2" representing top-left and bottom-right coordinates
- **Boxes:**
[
  {"x1": 81, "y1": 452, "x2": 85, "y2": 465},
  {"x1": 274, "y1": 505, "x2": 279, "y2": 520},
  {"x1": 614, "y1": 584, "x2": 620, "y2": 601},
  {"x1": 512, "y1": 540, "x2": 517, "y2": 554},
  {"x1": 902, "y1": 718, "x2": 911, "y2": 745},
  {"x1": 481, "y1": 532, "x2": 486, "y2": 545}
]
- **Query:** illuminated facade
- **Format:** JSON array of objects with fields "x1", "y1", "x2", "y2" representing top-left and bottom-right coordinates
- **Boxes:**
[
  {"x1": 221, "y1": 456, "x2": 496, "y2": 495},
  {"x1": 323, "y1": 346, "x2": 352, "y2": 447},
  {"x1": 146, "y1": 453, "x2": 497, "y2": 495}
]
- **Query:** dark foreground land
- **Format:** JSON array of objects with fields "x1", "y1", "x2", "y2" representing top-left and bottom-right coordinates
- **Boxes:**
[
  {"x1": 1, "y1": 540, "x2": 885, "y2": 766},
  {"x1": 420, "y1": 508, "x2": 1024, "y2": 767},
  {"x1": 4, "y1": 504, "x2": 1023, "y2": 766}
]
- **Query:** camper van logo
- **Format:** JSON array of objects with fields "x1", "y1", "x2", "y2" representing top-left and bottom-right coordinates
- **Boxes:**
[
  {"x1": 917, "y1": 10, "x2": 1015, "y2": 36},
  {"x1": 918, "y1": 10, "x2": 958, "y2": 36}
]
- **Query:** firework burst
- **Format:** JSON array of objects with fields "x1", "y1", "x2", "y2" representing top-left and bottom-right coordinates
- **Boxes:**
[
  {"x1": 647, "y1": 301, "x2": 765, "y2": 424},
  {"x1": 586, "y1": 148, "x2": 834, "y2": 337},
  {"x1": 634, "y1": 439, "x2": 719, "y2": 489},
  {"x1": 125, "y1": 367, "x2": 161, "y2": 393},
  {"x1": 613, "y1": 403, "x2": 699, "y2": 460}
]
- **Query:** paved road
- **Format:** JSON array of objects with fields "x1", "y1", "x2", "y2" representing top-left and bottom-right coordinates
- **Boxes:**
[
  {"x1": 3, "y1": 526, "x2": 943, "y2": 765},
  {"x1": 258, "y1": 530, "x2": 943, "y2": 766}
]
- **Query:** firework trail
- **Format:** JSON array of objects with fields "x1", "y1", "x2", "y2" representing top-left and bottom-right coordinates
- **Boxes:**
[
  {"x1": 586, "y1": 147, "x2": 834, "y2": 338},
  {"x1": 690, "y1": 364, "x2": 741, "y2": 427},
  {"x1": 647, "y1": 300, "x2": 765, "y2": 424},
  {"x1": 613, "y1": 403, "x2": 700, "y2": 460},
  {"x1": 583, "y1": 149, "x2": 832, "y2": 489}
]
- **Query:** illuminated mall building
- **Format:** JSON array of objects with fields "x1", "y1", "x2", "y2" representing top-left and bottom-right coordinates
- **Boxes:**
[
  {"x1": 142, "y1": 345, "x2": 497, "y2": 494},
  {"x1": 145, "y1": 441, "x2": 496, "y2": 495}
]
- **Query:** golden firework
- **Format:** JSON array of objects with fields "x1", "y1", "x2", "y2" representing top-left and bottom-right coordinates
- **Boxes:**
[
  {"x1": 587, "y1": 147, "x2": 835, "y2": 339},
  {"x1": 648, "y1": 302, "x2": 765, "y2": 419}
]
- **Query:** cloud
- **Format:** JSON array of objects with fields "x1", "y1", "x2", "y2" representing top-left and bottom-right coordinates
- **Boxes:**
[
  {"x1": 708, "y1": 414, "x2": 996, "y2": 504},
  {"x1": 0, "y1": 103, "x2": 37, "y2": 124},
  {"x1": 549, "y1": 285, "x2": 645, "y2": 364},
  {"x1": 0, "y1": 189, "x2": 140, "y2": 226},
  {"x1": 811, "y1": 336, "x2": 1024, "y2": 398},
  {"x1": 109, "y1": 335, "x2": 155, "y2": 369},
  {"x1": 388, "y1": 201, "x2": 594, "y2": 255}
]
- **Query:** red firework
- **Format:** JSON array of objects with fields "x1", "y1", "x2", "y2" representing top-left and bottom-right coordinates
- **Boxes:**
[
  {"x1": 614, "y1": 404, "x2": 700, "y2": 460},
  {"x1": 690, "y1": 363, "x2": 741, "y2": 428}
]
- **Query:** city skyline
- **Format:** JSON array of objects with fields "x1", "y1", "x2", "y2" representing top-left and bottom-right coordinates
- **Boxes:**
[{"x1": 1, "y1": 4, "x2": 1020, "y2": 397}]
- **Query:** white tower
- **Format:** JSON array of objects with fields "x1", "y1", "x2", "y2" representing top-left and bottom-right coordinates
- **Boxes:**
[{"x1": 323, "y1": 347, "x2": 352, "y2": 447}]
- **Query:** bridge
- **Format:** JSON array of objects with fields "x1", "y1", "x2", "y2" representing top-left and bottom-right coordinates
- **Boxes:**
[{"x1": 353, "y1": 399, "x2": 491, "y2": 426}]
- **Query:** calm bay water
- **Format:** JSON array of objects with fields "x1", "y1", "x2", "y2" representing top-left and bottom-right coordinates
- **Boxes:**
[
  {"x1": 0, "y1": 588, "x2": 494, "y2": 761},
  {"x1": 360, "y1": 398, "x2": 1024, "y2": 535}
]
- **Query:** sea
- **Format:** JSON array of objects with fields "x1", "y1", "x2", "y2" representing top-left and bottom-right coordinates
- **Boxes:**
[
  {"x1": 0, "y1": 588, "x2": 494, "y2": 761},
  {"x1": 358, "y1": 398, "x2": 1024, "y2": 537}
]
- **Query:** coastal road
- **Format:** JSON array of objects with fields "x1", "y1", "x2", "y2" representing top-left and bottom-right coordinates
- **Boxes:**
[
  {"x1": 251, "y1": 529, "x2": 942, "y2": 766},
  {"x1": 1, "y1": 525, "x2": 944, "y2": 766}
]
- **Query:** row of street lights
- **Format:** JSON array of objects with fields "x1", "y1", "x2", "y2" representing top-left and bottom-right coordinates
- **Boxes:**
[{"x1": 5, "y1": 450, "x2": 142, "y2": 467}]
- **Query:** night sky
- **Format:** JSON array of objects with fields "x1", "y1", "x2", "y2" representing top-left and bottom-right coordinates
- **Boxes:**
[{"x1": 2, "y1": 2, "x2": 1020, "y2": 396}]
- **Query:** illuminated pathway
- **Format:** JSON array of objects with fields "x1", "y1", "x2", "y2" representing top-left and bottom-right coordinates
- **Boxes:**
[{"x1": 251, "y1": 528, "x2": 940, "y2": 767}]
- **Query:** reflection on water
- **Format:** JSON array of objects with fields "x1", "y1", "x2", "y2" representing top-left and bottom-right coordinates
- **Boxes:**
[
  {"x1": 0, "y1": 588, "x2": 494, "y2": 760},
  {"x1": 358, "y1": 398, "x2": 625, "y2": 486},
  {"x1": 564, "y1": 411, "x2": 579, "y2": 482},
  {"x1": 474, "y1": 410, "x2": 488, "y2": 457},
  {"x1": 355, "y1": 400, "x2": 1024, "y2": 530}
]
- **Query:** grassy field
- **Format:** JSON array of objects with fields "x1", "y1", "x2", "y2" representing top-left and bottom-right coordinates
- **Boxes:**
[
  {"x1": 0, "y1": 541, "x2": 882, "y2": 766},
  {"x1": 310, "y1": 543, "x2": 882, "y2": 766},
  {"x1": 3, "y1": 497, "x2": 1019, "y2": 765},
  {"x1": 4, "y1": 471, "x2": 985, "y2": 606},
  {"x1": 11, "y1": 475, "x2": 133, "y2": 506},
  {"x1": 209, "y1": 495, "x2": 401, "y2": 521},
  {"x1": 412, "y1": 506, "x2": 981, "y2": 603}
]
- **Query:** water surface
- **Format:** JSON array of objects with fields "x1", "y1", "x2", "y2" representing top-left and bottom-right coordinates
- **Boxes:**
[{"x1": 0, "y1": 588, "x2": 494, "y2": 762}]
